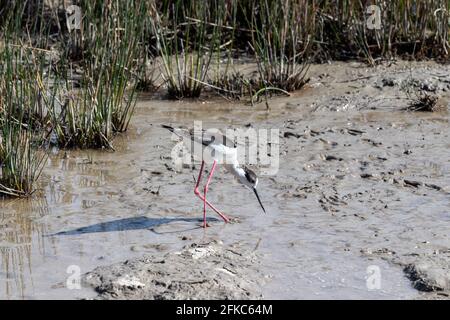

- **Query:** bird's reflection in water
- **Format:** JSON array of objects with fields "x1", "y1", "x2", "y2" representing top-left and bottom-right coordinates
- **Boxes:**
[{"x1": 0, "y1": 196, "x2": 49, "y2": 299}]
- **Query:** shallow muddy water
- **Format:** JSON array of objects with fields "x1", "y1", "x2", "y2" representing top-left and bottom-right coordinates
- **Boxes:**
[{"x1": 1, "y1": 61, "x2": 449, "y2": 299}]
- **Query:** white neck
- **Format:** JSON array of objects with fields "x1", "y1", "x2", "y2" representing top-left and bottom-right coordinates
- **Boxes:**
[
  {"x1": 225, "y1": 162, "x2": 245, "y2": 179},
  {"x1": 224, "y1": 162, "x2": 256, "y2": 190}
]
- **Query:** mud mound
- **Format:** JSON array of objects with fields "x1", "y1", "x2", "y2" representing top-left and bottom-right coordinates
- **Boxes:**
[
  {"x1": 83, "y1": 241, "x2": 264, "y2": 300},
  {"x1": 403, "y1": 259, "x2": 450, "y2": 293}
]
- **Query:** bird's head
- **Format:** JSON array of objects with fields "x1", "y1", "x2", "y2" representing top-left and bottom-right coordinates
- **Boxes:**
[{"x1": 242, "y1": 167, "x2": 266, "y2": 213}]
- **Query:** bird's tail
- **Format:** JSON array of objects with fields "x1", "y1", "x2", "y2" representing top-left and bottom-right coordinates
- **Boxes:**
[
  {"x1": 161, "y1": 124, "x2": 183, "y2": 138},
  {"x1": 161, "y1": 124, "x2": 175, "y2": 132}
]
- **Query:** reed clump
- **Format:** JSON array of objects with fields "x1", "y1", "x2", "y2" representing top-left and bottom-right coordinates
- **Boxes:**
[
  {"x1": 249, "y1": 0, "x2": 311, "y2": 95},
  {"x1": 50, "y1": 0, "x2": 146, "y2": 149},
  {"x1": 0, "y1": 45, "x2": 49, "y2": 197},
  {"x1": 150, "y1": 1, "x2": 223, "y2": 99}
]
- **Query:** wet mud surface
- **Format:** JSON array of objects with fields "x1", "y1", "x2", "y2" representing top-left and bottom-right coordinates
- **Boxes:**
[{"x1": 0, "y1": 60, "x2": 449, "y2": 299}]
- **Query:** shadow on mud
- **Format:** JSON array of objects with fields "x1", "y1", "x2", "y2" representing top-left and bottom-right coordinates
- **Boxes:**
[{"x1": 49, "y1": 216, "x2": 220, "y2": 236}]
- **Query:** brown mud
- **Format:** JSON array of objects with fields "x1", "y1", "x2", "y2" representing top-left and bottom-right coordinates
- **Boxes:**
[{"x1": 0, "y1": 60, "x2": 449, "y2": 299}]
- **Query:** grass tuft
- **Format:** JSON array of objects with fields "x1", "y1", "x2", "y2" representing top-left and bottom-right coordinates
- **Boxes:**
[{"x1": 406, "y1": 91, "x2": 440, "y2": 112}]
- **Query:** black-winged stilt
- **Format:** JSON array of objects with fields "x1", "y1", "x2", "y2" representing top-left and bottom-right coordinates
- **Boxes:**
[{"x1": 162, "y1": 124, "x2": 266, "y2": 228}]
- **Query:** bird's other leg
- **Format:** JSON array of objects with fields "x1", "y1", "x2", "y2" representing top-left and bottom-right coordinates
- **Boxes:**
[
  {"x1": 194, "y1": 161, "x2": 229, "y2": 224},
  {"x1": 193, "y1": 160, "x2": 205, "y2": 196},
  {"x1": 202, "y1": 160, "x2": 217, "y2": 228}
]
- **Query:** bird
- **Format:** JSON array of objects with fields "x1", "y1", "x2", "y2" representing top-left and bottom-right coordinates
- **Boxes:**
[{"x1": 162, "y1": 124, "x2": 266, "y2": 228}]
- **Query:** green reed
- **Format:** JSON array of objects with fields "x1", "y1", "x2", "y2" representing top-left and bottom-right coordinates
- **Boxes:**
[
  {"x1": 249, "y1": 0, "x2": 311, "y2": 96},
  {"x1": 51, "y1": 0, "x2": 146, "y2": 148},
  {"x1": 0, "y1": 45, "x2": 49, "y2": 197},
  {"x1": 151, "y1": 0, "x2": 222, "y2": 99}
]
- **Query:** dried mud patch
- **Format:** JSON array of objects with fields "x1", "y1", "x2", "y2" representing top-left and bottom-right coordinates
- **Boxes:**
[{"x1": 82, "y1": 241, "x2": 264, "y2": 300}]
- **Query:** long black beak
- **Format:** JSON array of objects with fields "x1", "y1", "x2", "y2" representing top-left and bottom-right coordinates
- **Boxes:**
[{"x1": 253, "y1": 187, "x2": 266, "y2": 213}]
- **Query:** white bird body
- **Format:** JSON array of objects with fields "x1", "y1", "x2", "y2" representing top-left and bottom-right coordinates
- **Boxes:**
[{"x1": 162, "y1": 124, "x2": 266, "y2": 226}]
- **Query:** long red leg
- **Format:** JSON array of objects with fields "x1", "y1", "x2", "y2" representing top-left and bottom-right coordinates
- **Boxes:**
[
  {"x1": 196, "y1": 192, "x2": 230, "y2": 223},
  {"x1": 194, "y1": 161, "x2": 205, "y2": 191},
  {"x1": 193, "y1": 161, "x2": 230, "y2": 224},
  {"x1": 202, "y1": 160, "x2": 218, "y2": 228}
]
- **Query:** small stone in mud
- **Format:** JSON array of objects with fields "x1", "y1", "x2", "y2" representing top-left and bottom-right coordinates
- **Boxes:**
[
  {"x1": 346, "y1": 129, "x2": 365, "y2": 136},
  {"x1": 403, "y1": 180, "x2": 422, "y2": 188},
  {"x1": 115, "y1": 275, "x2": 146, "y2": 289},
  {"x1": 283, "y1": 131, "x2": 301, "y2": 139},
  {"x1": 182, "y1": 163, "x2": 192, "y2": 169},
  {"x1": 403, "y1": 149, "x2": 413, "y2": 155},
  {"x1": 370, "y1": 155, "x2": 387, "y2": 161},
  {"x1": 143, "y1": 186, "x2": 160, "y2": 195},
  {"x1": 362, "y1": 138, "x2": 382, "y2": 147},
  {"x1": 164, "y1": 163, "x2": 175, "y2": 171},
  {"x1": 420, "y1": 80, "x2": 437, "y2": 92},
  {"x1": 425, "y1": 183, "x2": 442, "y2": 191},
  {"x1": 323, "y1": 155, "x2": 343, "y2": 161},
  {"x1": 360, "y1": 248, "x2": 395, "y2": 256},
  {"x1": 381, "y1": 77, "x2": 400, "y2": 87},
  {"x1": 319, "y1": 138, "x2": 338, "y2": 146},
  {"x1": 228, "y1": 216, "x2": 241, "y2": 224}
]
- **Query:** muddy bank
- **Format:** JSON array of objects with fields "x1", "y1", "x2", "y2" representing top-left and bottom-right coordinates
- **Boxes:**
[
  {"x1": 1, "y1": 60, "x2": 449, "y2": 299},
  {"x1": 79, "y1": 60, "x2": 449, "y2": 300},
  {"x1": 83, "y1": 241, "x2": 264, "y2": 300},
  {"x1": 363, "y1": 243, "x2": 450, "y2": 298}
]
